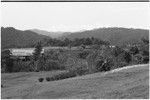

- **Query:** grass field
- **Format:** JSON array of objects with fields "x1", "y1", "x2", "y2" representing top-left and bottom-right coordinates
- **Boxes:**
[{"x1": 1, "y1": 64, "x2": 149, "y2": 99}]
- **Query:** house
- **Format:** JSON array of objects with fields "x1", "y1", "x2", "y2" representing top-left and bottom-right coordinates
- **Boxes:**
[{"x1": 9, "y1": 48, "x2": 44, "y2": 61}]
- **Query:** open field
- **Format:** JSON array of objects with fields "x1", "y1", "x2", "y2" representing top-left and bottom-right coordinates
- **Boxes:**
[{"x1": 1, "y1": 64, "x2": 149, "y2": 99}]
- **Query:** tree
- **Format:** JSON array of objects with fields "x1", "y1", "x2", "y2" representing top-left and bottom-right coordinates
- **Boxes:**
[
  {"x1": 32, "y1": 41, "x2": 43, "y2": 61},
  {"x1": 112, "y1": 46, "x2": 124, "y2": 57},
  {"x1": 141, "y1": 38, "x2": 149, "y2": 45},
  {"x1": 32, "y1": 42, "x2": 43, "y2": 71},
  {"x1": 129, "y1": 46, "x2": 139, "y2": 55},
  {"x1": 1, "y1": 50, "x2": 14, "y2": 73},
  {"x1": 123, "y1": 51, "x2": 132, "y2": 63},
  {"x1": 140, "y1": 37, "x2": 149, "y2": 63},
  {"x1": 84, "y1": 38, "x2": 92, "y2": 45},
  {"x1": 64, "y1": 38, "x2": 71, "y2": 46}
]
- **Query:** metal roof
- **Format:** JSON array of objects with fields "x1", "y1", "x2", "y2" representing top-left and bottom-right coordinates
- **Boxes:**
[{"x1": 9, "y1": 48, "x2": 44, "y2": 56}]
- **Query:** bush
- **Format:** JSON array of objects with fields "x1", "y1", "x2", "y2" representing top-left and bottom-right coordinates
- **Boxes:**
[
  {"x1": 77, "y1": 50, "x2": 90, "y2": 59},
  {"x1": 123, "y1": 51, "x2": 132, "y2": 63},
  {"x1": 95, "y1": 57, "x2": 113, "y2": 72},
  {"x1": 113, "y1": 59, "x2": 128, "y2": 69},
  {"x1": 58, "y1": 48, "x2": 64, "y2": 53},
  {"x1": 38, "y1": 78, "x2": 44, "y2": 82},
  {"x1": 132, "y1": 54, "x2": 143, "y2": 64},
  {"x1": 48, "y1": 71, "x2": 77, "y2": 81},
  {"x1": 129, "y1": 46, "x2": 139, "y2": 55},
  {"x1": 45, "y1": 60, "x2": 64, "y2": 71},
  {"x1": 142, "y1": 56, "x2": 149, "y2": 64},
  {"x1": 66, "y1": 56, "x2": 89, "y2": 75},
  {"x1": 111, "y1": 46, "x2": 124, "y2": 57},
  {"x1": 43, "y1": 50, "x2": 67, "y2": 71},
  {"x1": 87, "y1": 47, "x2": 130, "y2": 73},
  {"x1": 69, "y1": 64, "x2": 89, "y2": 76},
  {"x1": 45, "y1": 50, "x2": 60, "y2": 60},
  {"x1": 5, "y1": 58, "x2": 14, "y2": 73},
  {"x1": 46, "y1": 77, "x2": 51, "y2": 81},
  {"x1": 111, "y1": 51, "x2": 130, "y2": 69},
  {"x1": 13, "y1": 61, "x2": 33, "y2": 72}
]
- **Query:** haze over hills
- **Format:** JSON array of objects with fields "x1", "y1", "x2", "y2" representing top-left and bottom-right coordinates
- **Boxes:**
[
  {"x1": 30, "y1": 29, "x2": 67, "y2": 38},
  {"x1": 61, "y1": 27, "x2": 149, "y2": 45},
  {"x1": 1, "y1": 27, "x2": 149, "y2": 49},
  {"x1": 1, "y1": 27, "x2": 50, "y2": 49}
]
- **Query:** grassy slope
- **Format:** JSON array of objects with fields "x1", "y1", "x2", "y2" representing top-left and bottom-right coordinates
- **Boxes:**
[{"x1": 1, "y1": 64, "x2": 149, "y2": 99}]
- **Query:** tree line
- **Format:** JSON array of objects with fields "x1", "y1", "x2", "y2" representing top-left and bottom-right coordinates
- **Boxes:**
[
  {"x1": 1, "y1": 37, "x2": 149, "y2": 73},
  {"x1": 42, "y1": 37, "x2": 110, "y2": 47}
]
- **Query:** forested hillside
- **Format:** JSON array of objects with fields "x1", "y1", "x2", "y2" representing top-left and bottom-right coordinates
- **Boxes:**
[
  {"x1": 61, "y1": 27, "x2": 149, "y2": 45},
  {"x1": 1, "y1": 27, "x2": 50, "y2": 49},
  {"x1": 1, "y1": 27, "x2": 149, "y2": 49}
]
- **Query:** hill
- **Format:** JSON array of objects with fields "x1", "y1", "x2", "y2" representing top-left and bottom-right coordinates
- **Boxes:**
[
  {"x1": 1, "y1": 64, "x2": 149, "y2": 99},
  {"x1": 30, "y1": 29, "x2": 66, "y2": 38},
  {"x1": 1, "y1": 27, "x2": 50, "y2": 49},
  {"x1": 1, "y1": 27, "x2": 149, "y2": 49},
  {"x1": 61, "y1": 27, "x2": 149, "y2": 45}
]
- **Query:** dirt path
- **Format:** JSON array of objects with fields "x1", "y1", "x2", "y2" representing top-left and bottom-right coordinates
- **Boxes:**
[{"x1": 1, "y1": 64, "x2": 149, "y2": 99}]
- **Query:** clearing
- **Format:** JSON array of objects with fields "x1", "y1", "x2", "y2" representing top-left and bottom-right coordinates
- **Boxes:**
[{"x1": 1, "y1": 64, "x2": 149, "y2": 99}]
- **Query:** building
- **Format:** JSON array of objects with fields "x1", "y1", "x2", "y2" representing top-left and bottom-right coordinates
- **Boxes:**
[{"x1": 9, "y1": 48, "x2": 44, "y2": 61}]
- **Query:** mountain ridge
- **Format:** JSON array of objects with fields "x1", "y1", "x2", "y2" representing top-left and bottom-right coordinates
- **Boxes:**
[
  {"x1": 60, "y1": 27, "x2": 149, "y2": 45},
  {"x1": 1, "y1": 27, "x2": 149, "y2": 49},
  {"x1": 1, "y1": 27, "x2": 50, "y2": 49},
  {"x1": 30, "y1": 29, "x2": 66, "y2": 38}
]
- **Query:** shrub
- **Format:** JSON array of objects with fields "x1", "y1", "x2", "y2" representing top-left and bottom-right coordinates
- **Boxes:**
[
  {"x1": 49, "y1": 71, "x2": 77, "y2": 81},
  {"x1": 123, "y1": 51, "x2": 132, "y2": 63},
  {"x1": 95, "y1": 57, "x2": 113, "y2": 72},
  {"x1": 13, "y1": 61, "x2": 33, "y2": 72},
  {"x1": 142, "y1": 56, "x2": 149, "y2": 64},
  {"x1": 111, "y1": 51, "x2": 130, "y2": 69},
  {"x1": 78, "y1": 50, "x2": 90, "y2": 59},
  {"x1": 32, "y1": 55, "x2": 47, "y2": 71},
  {"x1": 86, "y1": 50, "x2": 99, "y2": 73},
  {"x1": 45, "y1": 60, "x2": 63, "y2": 71},
  {"x1": 1, "y1": 67, "x2": 6, "y2": 73},
  {"x1": 46, "y1": 77, "x2": 51, "y2": 81},
  {"x1": 87, "y1": 47, "x2": 131, "y2": 73},
  {"x1": 38, "y1": 78, "x2": 44, "y2": 82},
  {"x1": 58, "y1": 48, "x2": 64, "y2": 53},
  {"x1": 69, "y1": 64, "x2": 89, "y2": 76},
  {"x1": 66, "y1": 56, "x2": 89, "y2": 75},
  {"x1": 5, "y1": 58, "x2": 14, "y2": 73},
  {"x1": 113, "y1": 58, "x2": 128, "y2": 69},
  {"x1": 45, "y1": 50, "x2": 60, "y2": 60},
  {"x1": 129, "y1": 46, "x2": 139, "y2": 55},
  {"x1": 132, "y1": 54, "x2": 143, "y2": 64},
  {"x1": 111, "y1": 46, "x2": 124, "y2": 57}
]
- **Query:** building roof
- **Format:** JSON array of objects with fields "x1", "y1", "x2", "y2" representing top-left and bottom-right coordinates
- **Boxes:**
[{"x1": 9, "y1": 48, "x2": 44, "y2": 56}]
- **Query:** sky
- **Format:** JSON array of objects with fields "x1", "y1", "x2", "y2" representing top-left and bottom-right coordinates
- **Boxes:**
[{"x1": 1, "y1": 2, "x2": 149, "y2": 32}]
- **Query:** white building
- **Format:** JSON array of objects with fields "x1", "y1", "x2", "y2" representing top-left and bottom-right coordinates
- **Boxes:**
[{"x1": 9, "y1": 48, "x2": 44, "y2": 57}]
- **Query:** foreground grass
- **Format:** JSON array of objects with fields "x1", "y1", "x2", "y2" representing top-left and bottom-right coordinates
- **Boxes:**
[{"x1": 1, "y1": 64, "x2": 149, "y2": 99}]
